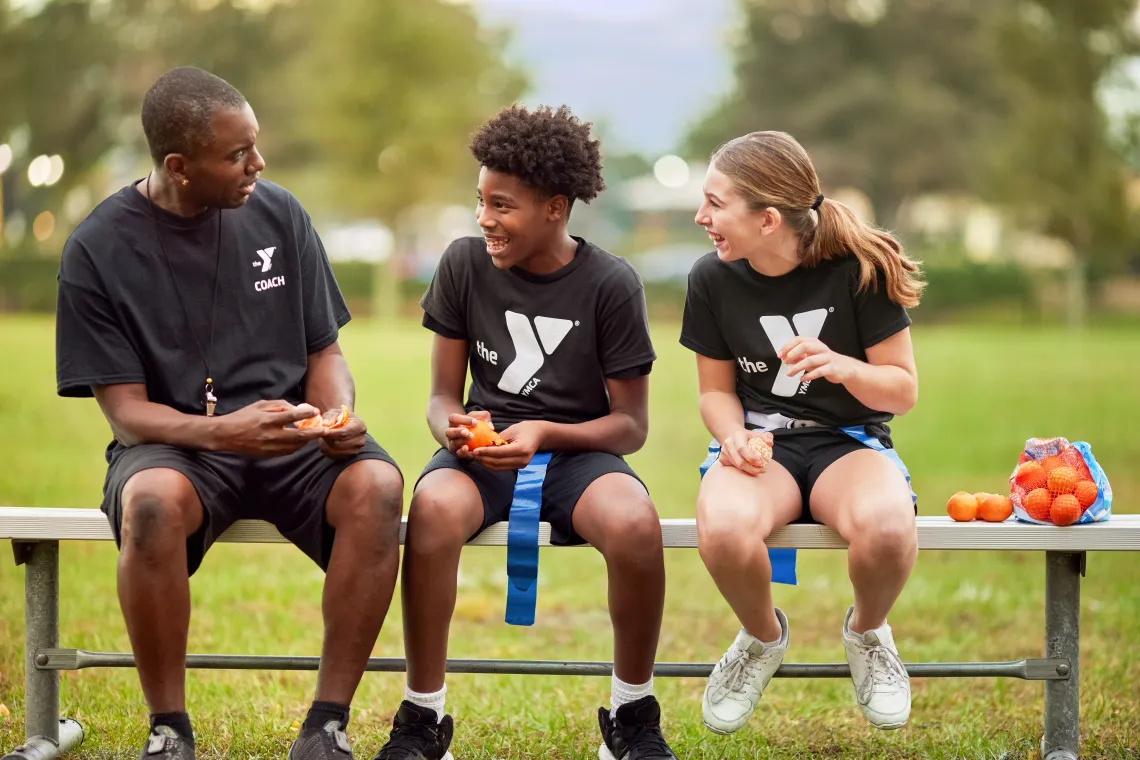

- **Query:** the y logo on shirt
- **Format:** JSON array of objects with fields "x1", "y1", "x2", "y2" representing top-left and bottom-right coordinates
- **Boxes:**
[
  {"x1": 497, "y1": 311, "x2": 575, "y2": 395},
  {"x1": 759, "y1": 308, "x2": 829, "y2": 397},
  {"x1": 252, "y1": 247, "x2": 276, "y2": 273}
]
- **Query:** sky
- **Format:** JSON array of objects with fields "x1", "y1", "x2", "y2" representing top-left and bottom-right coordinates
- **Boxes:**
[{"x1": 466, "y1": 0, "x2": 738, "y2": 156}]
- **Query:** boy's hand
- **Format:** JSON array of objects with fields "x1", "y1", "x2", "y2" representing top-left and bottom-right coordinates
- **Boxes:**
[
  {"x1": 445, "y1": 410, "x2": 493, "y2": 459},
  {"x1": 473, "y1": 420, "x2": 545, "y2": 471}
]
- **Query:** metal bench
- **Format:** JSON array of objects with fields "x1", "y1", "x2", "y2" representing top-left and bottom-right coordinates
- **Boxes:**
[{"x1": 3, "y1": 506, "x2": 1138, "y2": 760}]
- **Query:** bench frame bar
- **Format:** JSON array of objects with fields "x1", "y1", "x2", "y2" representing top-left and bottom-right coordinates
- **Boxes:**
[{"x1": 4, "y1": 538, "x2": 1084, "y2": 760}]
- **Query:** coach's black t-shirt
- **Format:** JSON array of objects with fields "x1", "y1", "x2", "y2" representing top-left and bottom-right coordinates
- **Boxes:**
[
  {"x1": 680, "y1": 253, "x2": 911, "y2": 428},
  {"x1": 420, "y1": 236, "x2": 656, "y2": 429},
  {"x1": 56, "y1": 180, "x2": 349, "y2": 420}
]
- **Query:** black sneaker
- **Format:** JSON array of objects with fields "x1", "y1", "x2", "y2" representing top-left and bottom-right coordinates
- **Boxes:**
[
  {"x1": 288, "y1": 719, "x2": 354, "y2": 760},
  {"x1": 372, "y1": 701, "x2": 454, "y2": 760},
  {"x1": 597, "y1": 696, "x2": 677, "y2": 760},
  {"x1": 139, "y1": 725, "x2": 196, "y2": 760}
]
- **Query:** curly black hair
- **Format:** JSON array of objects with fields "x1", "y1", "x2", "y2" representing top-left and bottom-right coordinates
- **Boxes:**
[
  {"x1": 469, "y1": 104, "x2": 606, "y2": 205},
  {"x1": 141, "y1": 67, "x2": 247, "y2": 164}
]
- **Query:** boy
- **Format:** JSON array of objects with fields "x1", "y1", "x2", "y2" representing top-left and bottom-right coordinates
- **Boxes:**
[{"x1": 374, "y1": 105, "x2": 677, "y2": 760}]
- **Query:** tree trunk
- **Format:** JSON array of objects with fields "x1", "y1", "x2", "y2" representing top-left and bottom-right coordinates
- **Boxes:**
[{"x1": 1065, "y1": 257, "x2": 1087, "y2": 329}]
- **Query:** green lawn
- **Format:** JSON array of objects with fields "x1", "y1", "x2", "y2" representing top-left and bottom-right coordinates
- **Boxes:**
[{"x1": 1, "y1": 315, "x2": 1138, "y2": 759}]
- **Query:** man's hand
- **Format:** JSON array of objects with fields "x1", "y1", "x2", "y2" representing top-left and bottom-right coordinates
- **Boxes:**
[
  {"x1": 473, "y1": 420, "x2": 545, "y2": 472},
  {"x1": 318, "y1": 408, "x2": 367, "y2": 460},
  {"x1": 215, "y1": 400, "x2": 328, "y2": 458},
  {"x1": 445, "y1": 410, "x2": 494, "y2": 459},
  {"x1": 717, "y1": 429, "x2": 774, "y2": 476}
]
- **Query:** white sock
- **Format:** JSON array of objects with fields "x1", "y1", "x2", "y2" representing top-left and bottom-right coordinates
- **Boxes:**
[
  {"x1": 610, "y1": 674, "x2": 653, "y2": 718},
  {"x1": 404, "y1": 684, "x2": 446, "y2": 724}
]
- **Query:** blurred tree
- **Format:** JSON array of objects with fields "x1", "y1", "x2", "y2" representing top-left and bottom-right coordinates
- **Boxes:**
[
  {"x1": 0, "y1": 0, "x2": 523, "y2": 260},
  {"x1": 0, "y1": 0, "x2": 121, "y2": 252},
  {"x1": 273, "y1": 0, "x2": 527, "y2": 225},
  {"x1": 988, "y1": 0, "x2": 1140, "y2": 325},
  {"x1": 683, "y1": 0, "x2": 1009, "y2": 224}
]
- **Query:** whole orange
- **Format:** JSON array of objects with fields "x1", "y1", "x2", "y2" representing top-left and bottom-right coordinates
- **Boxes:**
[
  {"x1": 979, "y1": 494, "x2": 1013, "y2": 522},
  {"x1": 1025, "y1": 488, "x2": 1053, "y2": 521},
  {"x1": 1047, "y1": 466, "x2": 1079, "y2": 496},
  {"x1": 1074, "y1": 480, "x2": 1098, "y2": 509},
  {"x1": 1015, "y1": 461, "x2": 1048, "y2": 491},
  {"x1": 946, "y1": 492, "x2": 978, "y2": 522},
  {"x1": 1050, "y1": 494, "x2": 1083, "y2": 526}
]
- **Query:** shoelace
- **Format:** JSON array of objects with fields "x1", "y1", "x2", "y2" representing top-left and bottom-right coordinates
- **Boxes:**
[
  {"x1": 854, "y1": 644, "x2": 908, "y2": 706},
  {"x1": 375, "y1": 722, "x2": 442, "y2": 759},
  {"x1": 711, "y1": 648, "x2": 767, "y2": 701},
  {"x1": 620, "y1": 720, "x2": 674, "y2": 758}
]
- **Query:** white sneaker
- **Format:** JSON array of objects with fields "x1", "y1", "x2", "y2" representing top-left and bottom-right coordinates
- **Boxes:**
[
  {"x1": 842, "y1": 606, "x2": 911, "y2": 729},
  {"x1": 701, "y1": 609, "x2": 789, "y2": 735}
]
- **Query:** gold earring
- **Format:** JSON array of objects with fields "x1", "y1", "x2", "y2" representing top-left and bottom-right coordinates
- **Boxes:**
[{"x1": 182, "y1": 179, "x2": 189, "y2": 186}]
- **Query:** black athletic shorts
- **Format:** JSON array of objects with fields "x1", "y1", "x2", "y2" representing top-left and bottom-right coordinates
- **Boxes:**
[
  {"x1": 767, "y1": 425, "x2": 915, "y2": 522},
  {"x1": 101, "y1": 436, "x2": 399, "y2": 575},
  {"x1": 416, "y1": 448, "x2": 646, "y2": 546}
]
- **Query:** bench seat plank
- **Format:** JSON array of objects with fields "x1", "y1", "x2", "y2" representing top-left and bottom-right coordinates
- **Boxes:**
[{"x1": 2, "y1": 507, "x2": 1137, "y2": 551}]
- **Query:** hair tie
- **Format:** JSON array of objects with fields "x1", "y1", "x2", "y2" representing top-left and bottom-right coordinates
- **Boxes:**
[{"x1": 811, "y1": 194, "x2": 824, "y2": 211}]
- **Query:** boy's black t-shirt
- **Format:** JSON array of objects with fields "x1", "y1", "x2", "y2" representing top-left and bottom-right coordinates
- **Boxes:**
[
  {"x1": 680, "y1": 252, "x2": 911, "y2": 428},
  {"x1": 56, "y1": 180, "x2": 350, "y2": 420},
  {"x1": 420, "y1": 236, "x2": 656, "y2": 429}
]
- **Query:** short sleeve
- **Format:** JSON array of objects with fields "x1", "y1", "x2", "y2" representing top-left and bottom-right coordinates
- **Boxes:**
[
  {"x1": 679, "y1": 264, "x2": 733, "y2": 360},
  {"x1": 598, "y1": 281, "x2": 656, "y2": 377},
  {"x1": 55, "y1": 243, "x2": 146, "y2": 397},
  {"x1": 422, "y1": 312, "x2": 466, "y2": 340},
  {"x1": 852, "y1": 266, "x2": 912, "y2": 348},
  {"x1": 298, "y1": 209, "x2": 351, "y2": 354},
  {"x1": 419, "y1": 241, "x2": 468, "y2": 339}
]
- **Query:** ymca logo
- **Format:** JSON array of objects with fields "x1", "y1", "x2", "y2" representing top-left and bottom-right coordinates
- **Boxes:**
[
  {"x1": 487, "y1": 311, "x2": 576, "y2": 396},
  {"x1": 252, "y1": 246, "x2": 276, "y2": 273},
  {"x1": 759, "y1": 308, "x2": 829, "y2": 397}
]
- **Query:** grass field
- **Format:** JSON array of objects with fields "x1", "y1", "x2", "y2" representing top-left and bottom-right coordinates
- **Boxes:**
[{"x1": 1, "y1": 315, "x2": 1138, "y2": 759}]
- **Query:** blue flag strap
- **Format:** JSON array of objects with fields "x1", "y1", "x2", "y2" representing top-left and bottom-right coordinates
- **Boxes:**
[
  {"x1": 838, "y1": 426, "x2": 917, "y2": 505},
  {"x1": 505, "y1": 452, "x2": 551, "y2": 626},
  {"x1": 700, "y1": 441, "x2": 798, "y2": 586}
]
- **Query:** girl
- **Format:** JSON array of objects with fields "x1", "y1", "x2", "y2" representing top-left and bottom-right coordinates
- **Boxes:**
[{"x1": 680, "y1": 131, "x2": 924, "y2": 734}]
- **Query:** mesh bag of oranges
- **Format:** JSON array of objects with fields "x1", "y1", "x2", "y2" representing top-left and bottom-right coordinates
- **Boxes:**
[{"x1": 1009, "y1": 437, "x2": 1112, "y2": 526}]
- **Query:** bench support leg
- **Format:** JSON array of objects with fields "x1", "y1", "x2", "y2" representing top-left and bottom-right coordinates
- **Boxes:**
[
  {"x1": 1042, "y1": 550, "x2": 1082, "y2": 760},
  {"x1": 3, "y1": 541, "x2": 84, "y2": 760}
]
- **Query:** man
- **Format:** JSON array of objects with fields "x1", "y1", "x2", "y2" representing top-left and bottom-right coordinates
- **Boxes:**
[
  {"x1": 373, "y1": 104, "x2": 678, "y2": 760},
  {"x1": 55, "y1": 67, "x2": 402, "y2": 760}
]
